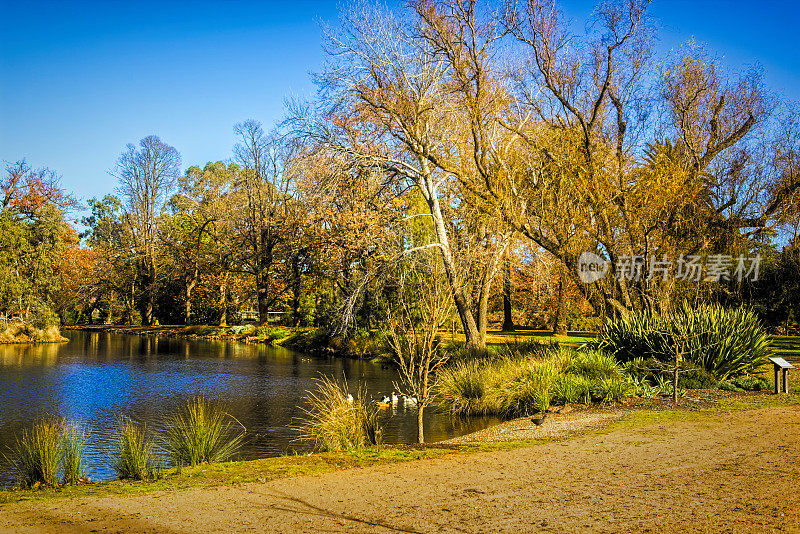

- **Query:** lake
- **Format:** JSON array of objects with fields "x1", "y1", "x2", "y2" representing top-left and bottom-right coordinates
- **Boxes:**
[{"x1": 0, "y1": 331, "x2": 497, "y2": 485}]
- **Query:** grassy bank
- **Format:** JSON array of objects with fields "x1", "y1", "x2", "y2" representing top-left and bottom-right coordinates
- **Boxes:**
[
  {"x1": 2, "y1": 391, "x2": 797, "y2": 506},
  {"x1": 0, "y1": 323, "x2": 67, "y2": 344}
]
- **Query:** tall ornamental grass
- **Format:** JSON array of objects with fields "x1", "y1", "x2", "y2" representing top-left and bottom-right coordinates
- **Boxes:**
[
  {"x1": 437, "y1": 346, "x2": 633, "y2": 417},
  {"x1": 164, "y1": 397, "x2": 244, "y2": 467},
  {"x1": 60, "y1": 423, "x2": 88, "y2": 485},
  {"x1": 113, "y1": 420, "x2": 158, "y2": 480},
  {"x1": 590, "y1": 303, "x2": 771, "y2": 380},
  {"x1": 298, "y1": 376, "x2": 381, "y2": 451},
  {"x1": 6, "y1": 418, "x2": 88, "y2": 488}
]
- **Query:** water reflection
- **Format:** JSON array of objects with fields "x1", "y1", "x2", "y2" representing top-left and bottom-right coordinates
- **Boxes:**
[{"x1": 0, "y1": 331, "x2": 497, "y2": 484}]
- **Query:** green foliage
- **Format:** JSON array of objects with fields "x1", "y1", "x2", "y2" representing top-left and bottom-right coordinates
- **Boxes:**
[
  {"x1": 678, "y1": 368, "x2": 719, "y2": 389},
  {"x1": 299, "y1": 376, "x2": 381, "y2": 451},
  {"x1": 551, "y1": 374, "x2": 595, "y2": 404},
  {"x1": 256, "y1": 326, "x2": 290, "y2": 343},
  {"x1": 164, "y1": 397, "x2": 244, "y2": 467},
  {"x1": 438, "y1": 345, "x2": 634, "y2": 417},
  {"x1": 594, "y1": 377, "x2": 635, "y2": 403},
  {"x1": 719, "y1": 376, "x2": 770, "y2": 392},
  {"x1": 718, "y1": 381, "x2": 744, "y2": 392},
  {"x1": 229, "y1": 324, "x2": 256, "y2": 336},
  {"x1": 592, "y1": 303, "x2": 772, "y2": 380},
  {"x1": 114, "y1": 421, "x2": 159, "y2": 480},
  {"x1": 567, "y1": 350, "x2": 623, "y2": 380},
  {"x1": 6, "y1": 419, "x2": 87, "y2": 488},
  {"x1": 60, "y1": 423, "x2": 87, "y2": 485},
  {"x1": 0, "y1": 201, "x2": 66, "y2": 322},
  {"x1": 6, "y1": 419, "x2": 62, "y2": 488}
]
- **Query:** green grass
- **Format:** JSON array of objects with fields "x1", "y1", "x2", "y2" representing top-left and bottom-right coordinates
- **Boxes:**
[
  {"x1": 0, "y1": 442, "x2": 536, "y2": 505},
  {"x1": 438, "y1": 346, "x2": 634, "y2": 416},
  {"x1": 6, "y1": 419, "x2": 63, "y2": 488},
  {"x1": 113, "y1": 421, "x2": 158, "y2": 480},
  {"x1": 771, "y1": 336, "x2": 800, "y2": 363},
  {"x1": 3, "y1": 391, "x2": 798, "y2": 506},
  {"x1": 164, "y1": 397, "x2": 245, "y2": 467},
  {"x1": 60, "y1": 423, "x2": 87, "y2": 485}
]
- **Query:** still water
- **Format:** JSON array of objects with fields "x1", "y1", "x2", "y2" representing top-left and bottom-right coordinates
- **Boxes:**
[{"x1": 0, "y1": 331, "x2": 497, "y2": 484}]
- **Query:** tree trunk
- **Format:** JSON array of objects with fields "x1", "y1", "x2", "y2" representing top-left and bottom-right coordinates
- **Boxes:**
[
  {"x1": 417, "y1": 405, "x2": 425, "y2": 444},
  {"x1": 218, "y1": 275, "x2": 228, "y2": 327},
  {"x1": 256, "y1": 241, "x2": 274, "y2": 325},
  {"x1": 502, "y1": 253, "x2": 515, "y2": 332},
  {"x1": 105, "y1": 296, "x2": 113, "y2": 325},
  {"x1": 475, "y1": 237, "x2": 510, "y2": 345},
  {"x1": 184, "y1": 276, "x2": 196, "y2": 325},
  {"x1": 292, "y1": 253, "x2": 301, "y2": 326},
  {"x1": 553, "y1": 268, "x2": 568, "y2": 336},
  {"x1": 141, "y1": 259, "x2": 155, "y2": 326},
  {"x1": 421, "y1": 174, "x2": 481, "y2": 348}
]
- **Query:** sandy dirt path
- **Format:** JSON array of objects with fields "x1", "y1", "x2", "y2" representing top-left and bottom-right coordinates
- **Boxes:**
[{"x1": 2, "y1": 405, "x2": 799, "y2": 533}]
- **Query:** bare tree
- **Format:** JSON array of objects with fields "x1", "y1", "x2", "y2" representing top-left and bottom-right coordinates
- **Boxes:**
[
  {"x1": 294, "y1": 1, "x2": 515, "y2": 347},
  {"x1": 233, "y1": 120, "x2": 299, "y2": 324},
  {"x1": 113, "y1": 136, "x2": 181, "y2": 325},
  {"x1": 387, "y1": 249, "x2": 453, "y2": 443}
]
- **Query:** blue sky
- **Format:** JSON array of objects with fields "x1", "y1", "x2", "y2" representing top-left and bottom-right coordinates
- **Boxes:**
[{"x1": 1, "y1": 0, "x2": 799, "y2": 212}]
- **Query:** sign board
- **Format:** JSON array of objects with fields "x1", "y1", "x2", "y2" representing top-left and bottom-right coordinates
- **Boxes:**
[{"x1": 769, "y1": 357, "x2": 794, "y2": 369}]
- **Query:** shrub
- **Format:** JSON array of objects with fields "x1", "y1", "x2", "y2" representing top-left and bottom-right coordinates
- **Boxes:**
[
  {"x1": 164, "y1": 397, "x2": 244, "y2": 467},
  {"x1": 114, "y1": 421, "x2": 158, "y2": 480},
  {"x1": 718, "y1": 381, "x2": 744, "y2": 392},
  {"x1": 592, "y1": 303, "x2": 772, "y2": 380},
  {"x1": 729, "y1": 376, "x2": 770, "y2": 391},
  {"x1": 679, "y1": 368, "x2": 719, "y2": 389},
  {"x1": 299, "y1": 376, "x2": 381, "y2": 451},
  {"x1": 229, "y1": 324, "x2": 256, "y2": 336}
]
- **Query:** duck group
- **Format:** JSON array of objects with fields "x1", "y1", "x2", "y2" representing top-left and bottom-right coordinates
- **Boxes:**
[{"x1": 372, "y1": 392, "x2": 418, "y2": 410}]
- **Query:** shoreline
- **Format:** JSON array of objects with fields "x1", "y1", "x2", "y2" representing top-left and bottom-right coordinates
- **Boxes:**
[
  {"x1": 2, "y1": 395, "x2": 799, "y2": 532},
  {"x1": 1, "y1": 389, "x2": 795, "y2": 505}
]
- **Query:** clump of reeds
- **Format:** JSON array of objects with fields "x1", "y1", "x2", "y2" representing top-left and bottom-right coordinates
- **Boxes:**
[
  {"x1": 298, "y1": 376, "x2": 381, "y2": 452},
  {"x1": 6, "y1": 418, "x2": 88, "y2": 488},
  {"x1": 164, "y1": 396, "x2": 244, "y2": 467},
  {"x1": 60, "y1": 422, "x2": 88, "y2": 485},
  {"x1": 113, "y1": 420, "x2": 158, "y2": 480}
]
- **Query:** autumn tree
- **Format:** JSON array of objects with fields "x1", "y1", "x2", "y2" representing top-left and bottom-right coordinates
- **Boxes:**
[
  {"x1": 232, "y1": 121, "x2": 300, "y2": 324},
  {"x1": 166, "y1": 161, "x2": 240, "y2": 324},
  {"x1": 295, "y1": 1, "x2": 519, "y2": 347},
  {"x1": 113, "y1": 136, "x2": 181, "y2": 325},
  {"x1": 0, "y1": 160, "x2": 73, "y2": 325}
]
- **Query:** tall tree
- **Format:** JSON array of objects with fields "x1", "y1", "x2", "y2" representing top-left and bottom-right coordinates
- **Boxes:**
[
  {"x1": 113, "y1": 136, "x2": 181, "y2": 325},
  {"x1": 233, "y1": 121, "x2": 298, "y2": 324}
]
